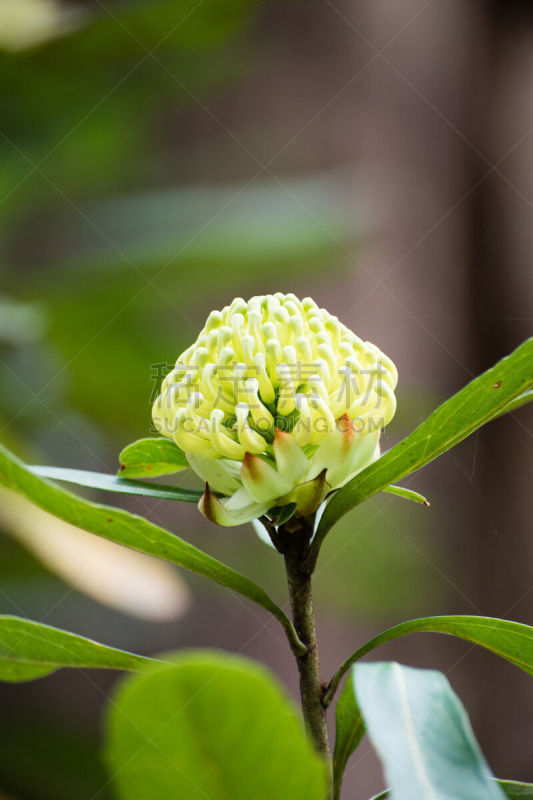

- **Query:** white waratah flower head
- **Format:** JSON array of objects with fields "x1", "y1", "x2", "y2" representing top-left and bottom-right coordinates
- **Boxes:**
[{"x1": 152, "y1": 293, "x2": 397, "y2": 526}]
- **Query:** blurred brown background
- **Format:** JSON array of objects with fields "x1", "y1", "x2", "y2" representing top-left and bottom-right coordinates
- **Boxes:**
[{"x1": 0, "y1": 1, "x2": 532, "y2": 797}]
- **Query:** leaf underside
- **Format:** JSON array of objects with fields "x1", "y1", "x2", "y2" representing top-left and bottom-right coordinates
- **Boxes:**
[
  {"x1": 30, "y1": 465, "x2": 202, "y2": 502},
  {"x1": 355, "y1": 662, "x2": 506, "y2": 800}
]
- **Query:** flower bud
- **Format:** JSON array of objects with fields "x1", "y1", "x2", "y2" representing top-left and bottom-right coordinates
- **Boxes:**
[{"x1": 152, "y1": 293, "x2": 397, "y2": 526}]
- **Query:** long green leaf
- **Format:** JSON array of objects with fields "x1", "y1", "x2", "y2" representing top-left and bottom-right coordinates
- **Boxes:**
[
  {"x1": 29, "y1": 465, "x2": 202, "y2": 502},
  {"x1": 332, "y1": 676, "x2": 365, "y2": 800},
  {"x1": 326, "y1": 615, "x2": 533, "y2": 705},
  {"x1": 106, "y1": 651, "x2": 328, "y2": 800},
  {"x1": 0, "y1": 616, "x2": 157, "y2": 682},
  {"x1": 355, "y1": 662, "x2": 506, "y2": 800},
  {"x1": 0, "y1": 444, "x2": 305, "y2": 655},
  {"x1": 311, "y1": 339, "x2": 533, "y2": 563},
  {"x1": 382, "y1": 485, "x2": 430, "y2": 506},
  {"x1": 369, "y1": 781, "x2": 533, "y2": 800},
  {"x1": 118, "y1": 437, "x2": 188, "y2": 479}
]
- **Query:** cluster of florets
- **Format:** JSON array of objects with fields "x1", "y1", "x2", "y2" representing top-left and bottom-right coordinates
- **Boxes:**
[{"x1": 152, "y1": 293, "x2": 397, "y2": 525}]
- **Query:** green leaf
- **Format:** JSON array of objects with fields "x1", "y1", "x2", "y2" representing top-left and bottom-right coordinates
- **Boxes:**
[
  {"x1": 382, "y1": 485, "x2": 430, "y2": 506},
  {"x1": 118, "y1": 437, "x2": 189, "y2": 479},
  {"x1": 29, "y1": 465, "x2": 202, "y2": 502},
  {"x1": 312, "y1": 339, "x2": 533, "y2": 560},
  {"x1": 368, "y1": 783, "x2": 531, "y2": 800},
  {"x1": 354, "y1": 661, "x2": 506, "y2": 800},
  {"x1": 106, "y1": 651, "x2": 328, "y2": 800},
  {"x1": 329, "y1": 615, "x2": 533, "y2": 794},
  {"x1": 0, "y1": 443, "x2": 305, "y2": 655},
  {"x1": 0, "y1": 616, "x2": 157, "y2": 682},
  {"x1": 325, "y1": 615, "x2": 533, "y2": 705},
  {"x1": 498, "y1": 780, "x2": 533, "y2": 799},
  {"x1": 332, "y1": 676, "x2": 365, "y2": 800}
]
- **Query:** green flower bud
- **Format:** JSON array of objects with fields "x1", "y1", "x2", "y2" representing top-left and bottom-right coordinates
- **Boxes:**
[{"x1": 152, "y1": 293, "x2": 397, "y2": 526}]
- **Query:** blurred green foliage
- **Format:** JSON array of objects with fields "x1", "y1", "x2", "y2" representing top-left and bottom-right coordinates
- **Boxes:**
[{"x1": 0, "y1": 0, "x2": 261, "y2": 215}]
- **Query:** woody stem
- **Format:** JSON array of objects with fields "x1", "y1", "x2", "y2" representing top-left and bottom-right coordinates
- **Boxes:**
[{"x1": 280, "y1": 518, "x2": 331, "y2": 763}]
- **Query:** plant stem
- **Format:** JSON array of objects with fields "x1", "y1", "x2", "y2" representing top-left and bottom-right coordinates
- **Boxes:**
[{"x1": 282, "y1": 523, "x2": 330, "y2": 762}]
